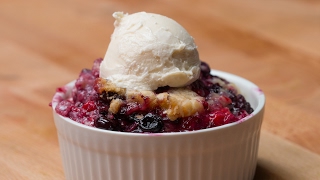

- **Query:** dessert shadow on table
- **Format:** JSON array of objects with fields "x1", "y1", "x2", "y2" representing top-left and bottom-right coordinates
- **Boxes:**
[{"x1": 254, "y1": 163, "x2": 284, "y2": 180}]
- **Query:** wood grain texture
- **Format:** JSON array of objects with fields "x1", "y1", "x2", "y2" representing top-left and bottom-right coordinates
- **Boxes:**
[{"x1": 0, "y1": 0, "x2": 319, "y2": 179}]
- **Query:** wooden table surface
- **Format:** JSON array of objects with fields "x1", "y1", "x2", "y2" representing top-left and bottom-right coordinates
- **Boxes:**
[{"x1": 1, "y1": 0, "x2": 320, "y2": 179}]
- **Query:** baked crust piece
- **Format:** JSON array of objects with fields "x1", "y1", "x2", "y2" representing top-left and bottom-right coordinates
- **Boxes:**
[{"x1": 96, "y1": 78, "x2": 204, "y2": 120}]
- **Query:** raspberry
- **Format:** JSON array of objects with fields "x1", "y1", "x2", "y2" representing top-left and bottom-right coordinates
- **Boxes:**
[
  {"x1": 83, "y1": 101, "x2": 96, "y2": 112},
  {"x1": 55, "y1": 100, "x2": 73, "y2": 116}
]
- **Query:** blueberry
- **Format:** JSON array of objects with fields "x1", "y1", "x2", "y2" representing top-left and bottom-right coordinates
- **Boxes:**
[
  {"x1": 95, "y1": 117, "x2": 118, "y2": 131},
  {"x1": 139, "y1": 113, "x2": 163, "y2": 133}
]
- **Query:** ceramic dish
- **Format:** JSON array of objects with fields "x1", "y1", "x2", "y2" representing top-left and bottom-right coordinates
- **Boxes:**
[{"x1": 52, "y1": 70, "x2": 265, "y2": 180}]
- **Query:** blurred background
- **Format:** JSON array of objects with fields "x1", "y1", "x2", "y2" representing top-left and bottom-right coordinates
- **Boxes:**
[{"x1": 1, "y1": 0, "x2": 320, "y2": 179}]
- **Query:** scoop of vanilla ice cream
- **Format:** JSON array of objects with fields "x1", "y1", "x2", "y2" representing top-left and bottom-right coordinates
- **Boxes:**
[{"x1": 100, "y1": 12, "x2": 201, "y2": 90}]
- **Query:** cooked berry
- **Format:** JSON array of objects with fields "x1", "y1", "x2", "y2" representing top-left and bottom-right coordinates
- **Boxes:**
[
  {"x1": 200, "y1": 61, "x2": 211, "y2": 76},
  {"x1": 125, "y1": 122, "x2": 140, "y2": 132},
  {"x1": 55, "y1": 100, "x2": 73, "y2": 116},
  {"x1": 181, "y1": 116, "x2": 201, "y2": 131},
  {"x1": 96, "y1": 100, "x2": 109, "y2": 114},
  {"x1": 75, "y1": 69, "x2": 95, "y2": 90},
  {"x1": 139, "y1": 113, "x2": 163, "y2": 133},
  {"x1": 82, "y1": 101, "x2": 96, "y2": 112},
  {"x1": 95, "y1": 117, "x2": 118, "y2": 131},
  {"x1": 190, "y1": 79, "x2": 210, "y2": 97},
  {"x1": 210, "y1": 84, "x2": 221, "y2": 93},
  {"x1": 124, "y1": 102, "x2": 141, "y2": 115},
  {"x1": 91, "y1": 58, "x2": 102, "y2": 78}
]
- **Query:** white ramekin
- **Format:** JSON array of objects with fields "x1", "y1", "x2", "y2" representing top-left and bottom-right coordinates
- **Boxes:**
[{"x1": 52, "y1": 70, "x2": 265, "y2": 180}]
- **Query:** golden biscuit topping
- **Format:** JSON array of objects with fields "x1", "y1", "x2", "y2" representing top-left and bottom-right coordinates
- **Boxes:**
[{"x1": 96, "y1": 78, "x2": 204, "y2": 121}]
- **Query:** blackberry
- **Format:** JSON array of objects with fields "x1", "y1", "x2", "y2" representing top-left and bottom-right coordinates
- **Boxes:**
[
  {"x1": 200, "y1": 61, "x2": 211, "y2": 76},
  {"x1": 210, "y1": 83, "x2": 221, "y2": 93},
  {"x1": 227, "y1": 94, "x2": 254, "y2": 115},
  {"x1": 190, "y1": 79, "x2": 210, "y2": 97}
]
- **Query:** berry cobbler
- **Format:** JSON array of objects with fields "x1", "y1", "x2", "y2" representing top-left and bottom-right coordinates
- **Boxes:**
[
  {"x1": 54, "y1": 58, "x2": 253, "y2": 133},
  {"x1": 51, "y1": 12, "x2": 265, "y2": 180},
  {"x1": 53, "y1": 12, "x2": 253, "y2": 133}
]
